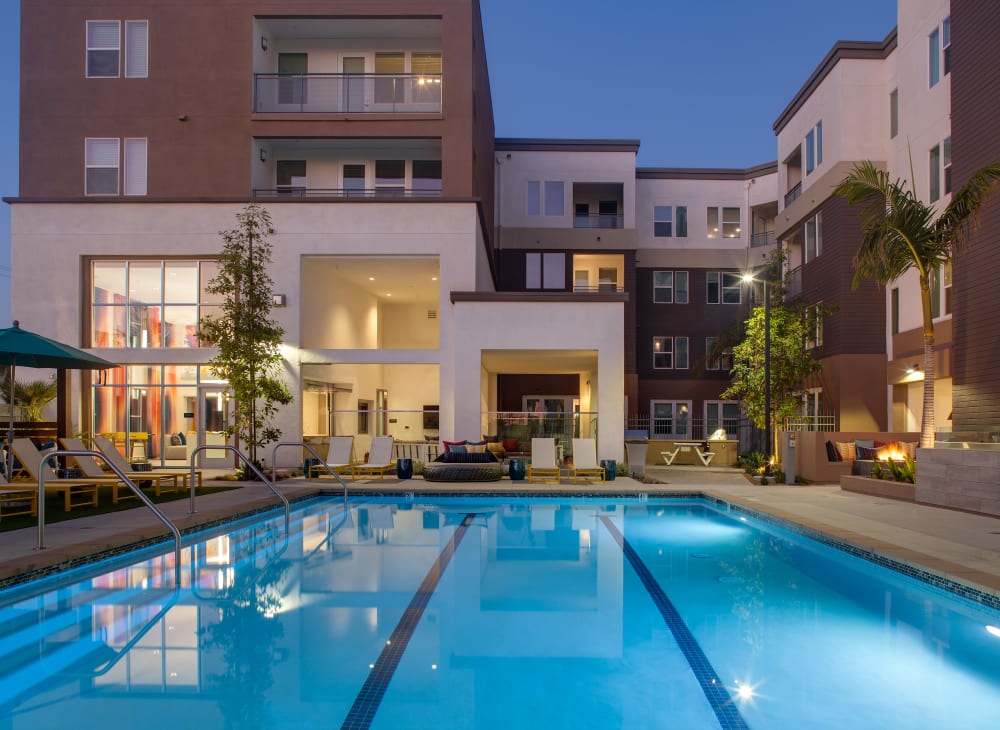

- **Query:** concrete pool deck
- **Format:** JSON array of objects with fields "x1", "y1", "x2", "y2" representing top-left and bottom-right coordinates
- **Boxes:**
[{"x1": 1, "y1": 465, "x2": 999, "y2": 604}]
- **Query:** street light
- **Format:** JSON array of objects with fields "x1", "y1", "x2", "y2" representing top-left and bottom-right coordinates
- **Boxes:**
[{"x1": 742, "y1": 272, "x2": 771, "y2": 474}]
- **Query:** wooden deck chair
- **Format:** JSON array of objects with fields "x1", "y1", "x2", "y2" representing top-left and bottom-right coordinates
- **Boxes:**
[
  {"x1": 94, "y1": 436, "x2": 203, "y2": 491},
  {"x1": 8, "y1": 439, "x2": 100, "y2": 511},
  {"x1": 0, "y1": 472, "x2": 39, "y2": 521},
  {"x1": 527, "y1": 438, "x2": 561, "y2": 483},
  {"x1": 352, "y1": 436, "x2": 396, "y2": 480},
  {"x1": 309, "y1": 436, "x2": 357, "y2": 479},
  {"x1": 570, "y1": 438, "x2": 604, "y2": 483},
  {"x1": 61, "y1": 438, "x2": 181, "y2": 500}
]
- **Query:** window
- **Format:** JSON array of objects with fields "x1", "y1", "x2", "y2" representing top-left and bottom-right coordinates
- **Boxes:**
[
  {"x1": 652, "y1": 270, "x2": 688, "y2": 304},
  {"x1": 943, "y1": 17, "x2": 951, "y2": 75},
  {"x1": 652, "y1": 336, "x2": 673, "y2": 369},
  {"x1": 805, "y1": 212, "x2": 822, "y2": 262},
  {"x1": 544, "y1": 181, "x2": 564, "y2": 216},
  {"x1": 930, "y1": 144, "x2": 941, "y2": 202},
  {"x1": 412, "y1": 160, "x2": 442, "y2": 194},
  {"x1": 125, "y1": 20, "x2": 148, "y2": 78},
  {"x1": 411, "y1": 52, "x2": 442, "y2": 104},
  {"x1": 805, "y1": 121, "x2": 822, "y2": 174},
  {"x1": 705, "y1": 401, "x2": 740, "y2": 437},
  {"x1": 891, "y1": 287, "x2": 900, "y2": 335},
  {"x1": 805, "y1": 303, "x2": 823, "y2": 349},
  {"x1": 654, "y1": 206, "x2": 673, "y2": 237},
  {"x1": 525, "y1": 252, "x2": 565, "y2": 290},
  {"x1": 91, "y1": 259, "x2": 219, "y2": 348},
  {"x1": 87, "y1": 21, "x2": 120, "y2": 77},
  {"x1": 651, "y1": 400, "x2": 691, "y2": 438},
  {"x1": 803, "y1": 389, "x2": 824, "y2": 426},
  {"x1": 890, "y1": 89, "x2": 898, "y2": 138},
  {"x1": 944, "y1": 136, "x2": 952, "y2": 195},
  {"x1": 706, "y1": 207, "x2": 741, "y2": 239},
  {"x1": 85, "y1": 138, "x2": 120, "y2": 195},
  {"x1": 943, "y1": 260, "x2": 953, "y2": 315},
  {"x1": 374, "y1": 52, "x2": 405, "y2": 103},
  {"x1": 929, "y1": 26, "x2": 940, "y2": 87},
  {"x1": 705, "y1": 337, "x2": 732, "y2": 370},
  {"x1": 675, "y1": 336, "x2": 689, "y2": 369},
  {"x1": 375, "y1": 160, "x2": 405, "y2": 194},
  {"x1": 358, "y1": 401, "x2": 372, "y2": 435},
  {"x1": 707, "y1": 271, "x2": 741, "y2": 304},
  {"x1": 929, "y1": 262, "x2": 953, "y2": 318},
  {"x1": 123, "y1": 138, "x2": 147, "y2": 195},
  {"x1": 527, "y1": 181, "x2": 564, "y2": 216},
  {"x1": 676, "y1": 206, "x2": 688, "y2": 237}
]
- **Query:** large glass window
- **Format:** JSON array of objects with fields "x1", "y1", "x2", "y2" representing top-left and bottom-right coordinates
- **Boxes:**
[
  {"x1": 525, "y1": 252, "x2": 565, "y2": 290},
  {"x1": 705, "y1": 401, "x2": 740, "y2": 437},
  {"x1": 651, "y1": 401, "x2": 690, "y2": 438},
  {"x1": 91, "y1": 260, "x2": 218, "y2": 348},
  {"x1": 374, "y1": 52, "x2": 405, "y2": 104},
  {"x1": 411, "y1": 52, "x2": 442, "y2": 104}
]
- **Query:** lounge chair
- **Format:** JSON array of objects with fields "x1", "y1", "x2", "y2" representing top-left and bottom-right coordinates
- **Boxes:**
[
  {"x1": 351, "y1": 436, "x2": 396, "y2": 480},
  {"x1": 570, "y1": 438, "x2": 604, "y2": 483},
  {"x1": 7, "y1": 440, "x2": 100, "y2": 511},
  {"x1": 94, "y1": 436, "x2": 204, "y2": 490},
  {"x1": 308, "y1": 436, "x2": 357, "y2": 479},
  {"x1": 0, "y1": 473, "x2": 39, "y2": 520},
  {"x1": 61, "y1": 438, "x2": 181, "y2": 499},
  {"x1": 527, "y1": 438, "x2": 561, "y2": 483}
]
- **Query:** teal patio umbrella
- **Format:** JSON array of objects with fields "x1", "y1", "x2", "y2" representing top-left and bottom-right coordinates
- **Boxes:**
[{"x1": 0, "y1": 321, "x2": 116, "y2": 479}]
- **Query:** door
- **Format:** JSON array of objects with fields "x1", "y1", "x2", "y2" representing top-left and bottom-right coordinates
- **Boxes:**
[
  {"x1": 278, "y1": 53, "x2": 308, "y2": 106},
  {"x1": 598, "y1": 200, "x2": 618, "y2": 228},
  {"x1": 376, "y1": 389, "x2": 389, "y2": 436},
  {"x1": 343, "y1": 56, "x2": 365, "y2": 112},
  {"x1": 198, "y1": 385, "x2": 233, "y2": 468}
]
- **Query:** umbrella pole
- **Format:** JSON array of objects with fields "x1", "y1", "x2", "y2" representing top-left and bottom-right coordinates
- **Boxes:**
[{"x1": 6, "y1": 361, "x2": 14, "y2": 481}]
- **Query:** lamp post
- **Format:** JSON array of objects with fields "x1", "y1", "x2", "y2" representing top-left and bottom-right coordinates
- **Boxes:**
[{"x1": 742, "y1": 273, "x2": 772, "y2": 473}]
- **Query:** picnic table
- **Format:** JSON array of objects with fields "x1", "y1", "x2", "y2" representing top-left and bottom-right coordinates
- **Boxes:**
[{"x1": 661, "y1": 441, "x2": 715, "y2": 466}]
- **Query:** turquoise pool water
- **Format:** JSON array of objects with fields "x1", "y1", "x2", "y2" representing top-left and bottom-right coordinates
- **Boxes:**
[{"x1": 1, "y1": 497, "x2": 999, "y2": 729}]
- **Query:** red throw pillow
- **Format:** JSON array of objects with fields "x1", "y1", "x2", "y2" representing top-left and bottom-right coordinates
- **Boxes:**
[
  {"x1": 502, "y1": 438, "x2": 519, "y2": 452},
  {"x1": 442, "y1": 439, "x2": 467, "y2": 453}
]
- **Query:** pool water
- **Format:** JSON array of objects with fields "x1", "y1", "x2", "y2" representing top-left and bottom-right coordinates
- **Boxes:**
[{"x1": 1, "y1": 497, "x2": 999, "y2": 729}]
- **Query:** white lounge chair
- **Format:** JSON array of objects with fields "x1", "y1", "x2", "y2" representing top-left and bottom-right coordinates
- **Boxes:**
[
  {"x1": 94, "y1": 436, "x2": 204, "y2": 490},
  {"x1": 309, "y1": 436, "x2": 357, "y2": 479},
  {"x1": 352, "y1": 436, "x2": 396, "y2": 480},
  {"x1": 570, "y1": 438, "x2": 604, "y2": 483},
  {"x1": 60, "y1": 438, "x2": 181, "y2": 500},
  {"x1": 8, "y1": 439, "x2": 101, "y2": 511},
  {"x1": 527, "y1": 438, "x2": 561, "y2": 483}
]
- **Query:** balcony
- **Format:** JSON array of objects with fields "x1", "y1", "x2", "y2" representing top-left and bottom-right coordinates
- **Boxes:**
[
  {"x1": 786, "y1": 265, "x2": 802, "y2": 300},
  {"x1": 784, "y1": 182, "x2": 802, "y2": 208},
  {"x1": 750, "y1": 230, "x2": 775, "y2": 248},
  {"x1": 253, "y1": 187, "x2": 442, "y2": 199},
  {"x1": 573, "y1": 213, "x2": 624, "y2": 229},
  {"x1": 253, "y1": 73, "x2": 442, "y2": 114}
]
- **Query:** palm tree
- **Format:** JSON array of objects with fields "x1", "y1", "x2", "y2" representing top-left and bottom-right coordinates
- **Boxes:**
[{"x1": 834, "y1": 160, "x2": 1000, "y2": 448}]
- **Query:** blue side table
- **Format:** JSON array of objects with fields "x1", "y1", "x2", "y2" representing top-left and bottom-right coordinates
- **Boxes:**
[
  {"x1": 396, "y1": 458, "x2": 413, "y2": 480},
  {"x1": 508, "y1": 458, "x2": 526, "y2": 481},
  {"x1": 600, "y1": 459, "x2": 617, "y2": 481}
]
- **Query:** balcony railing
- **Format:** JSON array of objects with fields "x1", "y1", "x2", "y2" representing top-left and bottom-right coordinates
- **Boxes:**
[
  {"x1": 784, "y1": 182, "x2": 802, "y2": 207},
  {"x1": 253, "y1": 73, "x2": 442, "y2": 113},
  {"x1": 573, "y1": 213, "x2": 623, "y2": 229},
  {"x1": 786, "y1": 265, "x2": 802, "y2": 300},
  {"x1": 572, "y1": 283, "x2": 625, "y2": 294},
  {"x1": 252, "y1": 187, "x2": 442, "y2": 199},
  {"x1": 750, "y1": 230, "x2": 775, "y2": 248}
]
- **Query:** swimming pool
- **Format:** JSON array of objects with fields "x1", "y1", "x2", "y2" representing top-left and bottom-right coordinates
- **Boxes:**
[{"x1": 1, "y1": 496, "x2": 999, "y2": 729}]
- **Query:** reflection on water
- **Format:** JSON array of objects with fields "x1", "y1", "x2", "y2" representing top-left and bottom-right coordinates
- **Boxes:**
[{"x1": 0, "y1": 498, "x2": 998, "y2": 730}]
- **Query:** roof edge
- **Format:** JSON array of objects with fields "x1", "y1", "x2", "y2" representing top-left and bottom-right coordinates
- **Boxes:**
[
  {"x1": 772, "y1": 27, "x2": 897, "y2": 135},
  {"x1": 495, "y1": 138, "x2": 641, "y2": 153},
  {"x1": 636, "y1": 161, "x2": 778, "y2": 181}
]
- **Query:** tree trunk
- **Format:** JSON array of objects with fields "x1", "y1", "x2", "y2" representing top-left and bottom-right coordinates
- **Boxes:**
[{"x1": 918, "y1": 274, "x2": 936, "y2": 449}]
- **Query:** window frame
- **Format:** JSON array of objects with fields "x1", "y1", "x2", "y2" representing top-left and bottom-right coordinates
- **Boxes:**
[
  {"x1": 525, "y1": 252, "x2": 566, "y2": 290},
  {"x1": 707, "y1": 271, "x2": 741, "y2": 304},
  {"x1": 124, "y1": 19, "x2": 149, "y2": 78},
  {"x1": 704, "y1": 400, "x2": 740, "y2": 438},
  {"x1": 705, "y1": 337, "x2": 732, "y2": 371},
  {"x1": 805, "y1": 211, "x2": 823, "y2": 263},
  {"x1": 676, "y1": 205, "x2": 688, "y2": 237},
  {"x1": 85, "y1": 137, "x2": 121, "y2": 196},
  {"x1": 86, "y1": 20, "x2": 121, "y2": 78},
  {"x1": 930, "y1": 144, "x2": 941, "y2": 202},
  {"x1": 653, "y1": 206, "x2": 673, "y2": 237},
  {"x1": 929, "y1": 26, "x2": 941, "y2": 87},
  {"x1": 890, "y1": 89, "x2": 899, "y2": 139},
  {"x1": 652, "y1": 336, "x2": 673, "y2": 370},
  {"x1": 123, "y1": 137, "x2": 148, "y2": 196},
  {"x1": 650, "y1": 400, "x2": 692, "y2": 438},
  {"x1": 653, "y1": 270, "x2": 688, "y2": 304},
  {"x1": 804, "y1": 303, "x2": 823, "y2": 350}
]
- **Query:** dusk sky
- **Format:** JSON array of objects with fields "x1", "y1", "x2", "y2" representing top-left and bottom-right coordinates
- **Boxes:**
[{"x1": 0, "y1": 0, "x2": 898, "y2": 326}]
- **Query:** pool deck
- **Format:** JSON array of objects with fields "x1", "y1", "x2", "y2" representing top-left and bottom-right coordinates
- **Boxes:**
[{"x1": 2, "y1": 465, "x2": 999, "y2": 604}]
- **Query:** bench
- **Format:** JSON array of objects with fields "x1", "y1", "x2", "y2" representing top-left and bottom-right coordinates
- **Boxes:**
[{"x1": 661, "y1": 441, "x2": 715, "y2": 466}]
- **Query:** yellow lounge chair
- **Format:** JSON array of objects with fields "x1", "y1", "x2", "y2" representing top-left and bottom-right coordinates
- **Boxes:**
[
  {"x1": 570, "y1": 438, "x2": 604, "y2": 483},
  {"x1": 527, "y1": 438, "x2": 561, "y2": 483},
  {"x1": 352, "y1": 436, "x2": 396, "y2": 480}
]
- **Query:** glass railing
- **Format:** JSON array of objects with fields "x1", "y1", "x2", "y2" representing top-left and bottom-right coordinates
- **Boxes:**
[
  {"x1": 784, "y1": 182, "x2": 802, "y2": 207},
  {"x1": 786, "y1": 265, "x2": 802, "y2": 300},
  {"x1": 573, "y1": 213, "x2": 623, "y2": 229},
  {"x1": 253, "y1": 73, "x2": 442, "y2": 113},
  {"x1": 252, "y1": 187, "x2": 441, "y2": 199}
]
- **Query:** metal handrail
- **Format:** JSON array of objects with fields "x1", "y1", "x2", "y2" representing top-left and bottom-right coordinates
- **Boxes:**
[
  {"x1": 270, "y1": 441, "x2": 349, "y2": 505},
  {"x1": 38, "y1": 450, "x2": 183, "y2": 585},
  {"x1": 87, "y1": 586, "x2": 180, "y2": 678},
  {"x1": 187, "y1": 445, "x2": 289, "y2": 530}
]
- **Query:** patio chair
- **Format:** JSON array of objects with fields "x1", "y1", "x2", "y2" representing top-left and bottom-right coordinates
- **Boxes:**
[
  {"x1": 7, "y1": 439, "x2": 100, "y2": 511},
  {"x1": 0, "y1": 472, "x2": 39, "y2": 521},
  {"x1": 94, "y1": 436, "x2": 204, "y2": 491},
  {"x1": 309, "y1": 436, "x2": 357, "y2": 479},
  {"x1": 61, "y1": 438, "x2": 181, "y2": 500},
  {"x1": 352, "y1": 436, "x2": 396, "y2": 480},
  {"x1": 570, "y1": 438, "x2": 604, "y2": 483},
  {"x1": 527, "y1": 438, "x2": 561, "y2": 483}
]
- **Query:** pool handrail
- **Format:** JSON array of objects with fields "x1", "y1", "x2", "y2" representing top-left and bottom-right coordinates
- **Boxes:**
[
  {"x1": 187, "y1": 444, "x2": 289, "y2": 529},
  {"x1": 270, "y1": 440, "x2": 349, "y2": 504},
  {"x1": 38, "y1": 449, "x2": 183, "y2": 584}
]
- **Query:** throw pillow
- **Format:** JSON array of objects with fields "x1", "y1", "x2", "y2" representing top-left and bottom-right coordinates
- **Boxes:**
[
  {"x1": 835, "y1": 441, "x2": 856, "y2": 461},
  {"x1": 466, "y1": 440, "x2": 487, "y2": 453},
  {"x1": 486, "y1": 442, "x2": 506, "y2": 456},
  {"x1": 170, "y1": 434, "x2": 182, "y2": 446},
  {"x1": 442, "y1": 439, "x2": 467, "y2": 453},
  {"x1": 825, "y1": 440, "x2": 841, "y2": 462},
  {"x1": 857, "y1": 445, "x2": 880, "y2": 460},
  {"x1": 855, "y1": 439, "x2": 875, "y2": 451},
  {"x1": 177, "y1": 431, "x2": 187, "y2": 445},
  {"x1": 449, "y1": 444, "x2": 468, "y2": 453},
  {"x1": 502, "y1": 437, "x2": 519, "y2": 452},
  {"x1": 483, "y1": 434, "x2": 501, "y2": 443}
]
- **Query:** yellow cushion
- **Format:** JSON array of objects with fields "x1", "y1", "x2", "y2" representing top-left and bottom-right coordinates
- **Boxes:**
[{"x1": 835, "y1": 441, "x2": 856, "y2": 461}]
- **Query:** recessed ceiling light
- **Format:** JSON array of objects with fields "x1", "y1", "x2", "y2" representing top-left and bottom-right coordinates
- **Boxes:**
[
  {"x1": 368, "y1": 276, "x2": 375, "y2": 281},
  {"x1": 431, "y1": 276, "x2": 438, "y2": 281},
  {"x1": 386, "y1": 292, "x2": 392, "y2": 297}
]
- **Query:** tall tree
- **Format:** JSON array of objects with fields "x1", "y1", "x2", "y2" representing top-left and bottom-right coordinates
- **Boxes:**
[
  {"x1": 834, "y1": 160, "x2": 1000, "y2": 448},
  {"x1": 200, "y1": 204, "x2": 292, "y2": 473}
]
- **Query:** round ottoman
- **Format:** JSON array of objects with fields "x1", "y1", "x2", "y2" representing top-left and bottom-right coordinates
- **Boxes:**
[{"x1": 421, "y1": 462, "x2": 504, "y2": 482}]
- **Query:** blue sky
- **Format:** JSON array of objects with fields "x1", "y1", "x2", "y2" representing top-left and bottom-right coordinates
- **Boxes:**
[{"x1": 0, "y1": 1, "x2": 898, "y2": 326}]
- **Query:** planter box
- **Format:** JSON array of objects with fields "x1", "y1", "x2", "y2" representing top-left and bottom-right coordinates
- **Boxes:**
[{"x1": 840, "y1": 474, "x2": 916, "y2": 501}]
